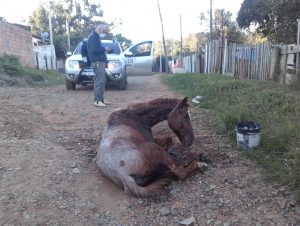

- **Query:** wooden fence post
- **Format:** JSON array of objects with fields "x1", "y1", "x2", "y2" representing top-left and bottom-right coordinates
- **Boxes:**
[
  {"x1": 44, "y1": 55, "x2": 48, "y2": 70},
  {"x1": 35, "y1": 52, "x2": 39, "y2": 69},
  {"x1": 205, "y1": 44, "x2": 208, "y2": 73},
  {"x1": 279, "y1": 46, "x2": 287, "y2": 84},
  {"x1": 222, "y1": 39, "x2": 227, "y2": 75},
  {"x1": 50, "y1": 56, "x2": 53, "y2": 70},
  {"x1": 270, "y1": 46, "x2": 280, "y2": 81},
  {"x1": 232, "y1": 43, "x2": 236, "y2": 76}
]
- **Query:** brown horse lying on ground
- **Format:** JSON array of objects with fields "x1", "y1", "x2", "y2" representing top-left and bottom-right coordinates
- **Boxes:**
[{"x1": 96, "y1": 97, "x2": 202, "y2": 196}]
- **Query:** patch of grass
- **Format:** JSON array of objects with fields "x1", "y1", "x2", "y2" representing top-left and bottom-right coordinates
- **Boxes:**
[
  {"x1": 163, "y1": 73, "x2": 300, "y2": 199},
  {"x1": 0, "y1": 54, "x2": 64, "y2": 86},
  {"x1": 0, "y1": 54, "x2": 24, "y2": 76}
]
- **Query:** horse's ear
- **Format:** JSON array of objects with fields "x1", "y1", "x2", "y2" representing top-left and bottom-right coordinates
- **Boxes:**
[{"x1": 177, "y1": 97, "x2": 189, "y2": 108}]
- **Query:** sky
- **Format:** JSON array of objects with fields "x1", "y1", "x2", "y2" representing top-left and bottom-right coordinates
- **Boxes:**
[{"x1": 0, "y1": 0, "x2": 243, "y2": 43}]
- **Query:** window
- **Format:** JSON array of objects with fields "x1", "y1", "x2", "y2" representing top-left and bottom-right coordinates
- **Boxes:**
[
  {"x1": 74, "y1": 42, "x2": 83, "y2": 55},
  {"x1": 102, "y1": 42, "x2": 121, "y2": 55},
  {"x1": 130, "y1": 41, "x2": 152, "y2": 57},
  {"x1": 73, "y1": 41, "x2": 121, "y2": 55}
]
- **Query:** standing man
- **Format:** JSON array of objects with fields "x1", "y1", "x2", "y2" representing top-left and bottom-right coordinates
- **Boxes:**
[{"x1": 87, "y1": 24, "x2": 110, "y2": 107}]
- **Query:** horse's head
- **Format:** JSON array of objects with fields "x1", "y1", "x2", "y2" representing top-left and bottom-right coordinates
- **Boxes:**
[{"x1": 168, "y1": 97, "x2": 194, "y2": 147}]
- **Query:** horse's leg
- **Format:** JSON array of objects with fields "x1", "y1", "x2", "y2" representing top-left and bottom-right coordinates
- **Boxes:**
[
  {"x1": 153, "y1": 135, "x2": 173, "y2": 151},
  {"x1": 166, "y1": 143, "x2": 211, "y2": 165},
  {"x1": 160, "y1": 154, "x2": 199, "y2": 180},
  {"x1": 142, "y1": 142, "x2": 199, "y2": 180}
]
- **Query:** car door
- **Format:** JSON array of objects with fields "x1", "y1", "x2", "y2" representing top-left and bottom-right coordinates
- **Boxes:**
[{"x1": 124, "y1": 41, "x2": 153, "y2": 76}]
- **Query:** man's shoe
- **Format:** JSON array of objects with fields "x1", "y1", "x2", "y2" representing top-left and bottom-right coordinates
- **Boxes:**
[
  {"x1": 94, "y1": 101, "x2": 106, "y2": 107},
  {"x1": 103, "y1": 99, "x2": 112, "y2": 105}
]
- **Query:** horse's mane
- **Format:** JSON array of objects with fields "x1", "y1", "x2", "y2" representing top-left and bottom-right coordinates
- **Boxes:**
[
  {"x1": 107, "y1": 97, "x2": 183, "y2": 127},
  {"x1": 126, "y1": 98, "x2": 180, "y2": 116}
]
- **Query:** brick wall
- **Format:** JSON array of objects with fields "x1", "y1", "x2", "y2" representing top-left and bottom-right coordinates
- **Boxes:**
[{"x1": 0, "y1": 21, "x2": 34, "y2": 67}]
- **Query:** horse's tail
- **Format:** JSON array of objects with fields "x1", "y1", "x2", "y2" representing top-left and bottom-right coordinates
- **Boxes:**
[{"x1": 123, "y1": 176, "x2": 173, "y2": 197}]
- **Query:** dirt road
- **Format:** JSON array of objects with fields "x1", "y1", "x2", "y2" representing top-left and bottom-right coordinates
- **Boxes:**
[{"x1": 0, "y1": 75, "x2": 299, "y2": 225}]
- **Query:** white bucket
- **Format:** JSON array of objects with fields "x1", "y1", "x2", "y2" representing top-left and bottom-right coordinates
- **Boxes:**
[{"x1": 236, "y1": 122, "x2": 261, "y2": 150}]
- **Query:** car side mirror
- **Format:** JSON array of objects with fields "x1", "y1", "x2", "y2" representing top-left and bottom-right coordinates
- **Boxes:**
[
  {"x1": 66, "y1": 51, "x2": 72, "y2": 57},
  {"x1": 124, "y1": 51, "x2": 133, "y2": 57}
]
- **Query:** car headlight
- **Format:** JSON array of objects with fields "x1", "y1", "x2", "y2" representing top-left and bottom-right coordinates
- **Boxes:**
[
  {"x1": 107, "y1": 60, "x2": 122, "y2": 69},
  {"x1": 68, "y1": 60, "x2": 80, "y2": 69}
]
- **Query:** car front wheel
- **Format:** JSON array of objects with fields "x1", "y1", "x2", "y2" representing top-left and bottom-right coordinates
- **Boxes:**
[
  {"x1": 118, "y1": 76, "x2": 127, "y2": 90},
  {"x1": 66, "y1": 78, "x2": 76, "y2": 90}
]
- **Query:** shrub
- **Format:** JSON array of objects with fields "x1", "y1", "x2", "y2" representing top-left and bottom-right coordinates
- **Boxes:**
[{"x1": 0, "y1": 54, "x2": 64, "y2": 85}]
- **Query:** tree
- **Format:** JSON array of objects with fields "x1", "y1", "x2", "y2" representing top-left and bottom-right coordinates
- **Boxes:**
[
  {"x1": 29, "y1": 5, "x2": 49, "y2": 36},
  {"x1": 183, "y1": 32, "x2": 208, "y2": 54},
  {"x1": 199, "y1": 8, "x2": 246, "y2": 43},
  {"x1": 152, "y1": 34, "x2": 207, "y2": 72},
  {"x1": 51, "y1": 0, "x2": 104, "y2": 35},
  {"x1": 114, "y1": 34, "x2": 132, "y2": 50},
  {"x1": 237, "y1": 0, "x2": 300, "y2": 44},
  {"x1": 29, "y1": 0, "x2": 107, "y2": 57},
  {"x1": 29, "y1": 0, "x2": 132, "y2": 58},
  {"x1": 244, "y1": 32, "x2": 268, "y2": 44}
]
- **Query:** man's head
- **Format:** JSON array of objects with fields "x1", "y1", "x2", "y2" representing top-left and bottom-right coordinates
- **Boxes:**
[{"x1": 95, "y1": 24, "x2": 107, "y2": 35}]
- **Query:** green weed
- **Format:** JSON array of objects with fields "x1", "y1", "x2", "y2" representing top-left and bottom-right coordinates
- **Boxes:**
[
  {"x1": 163, "y1": 73, "x2": 300, "y2": 200},
  {"x1": 0, "y1": 54, "x2": 64, "y2": 86}
]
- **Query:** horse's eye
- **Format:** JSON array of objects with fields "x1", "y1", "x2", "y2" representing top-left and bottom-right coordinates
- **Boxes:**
[{"x1": 184, "y1": 114, "x2": 189, "y2": 119}]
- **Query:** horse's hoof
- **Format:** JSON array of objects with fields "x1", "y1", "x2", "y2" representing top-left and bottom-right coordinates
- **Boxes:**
[{"x1": 197, "y1": 162, "x2": 209, "y2": 172}]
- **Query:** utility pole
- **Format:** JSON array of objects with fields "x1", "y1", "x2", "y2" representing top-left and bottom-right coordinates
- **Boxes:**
[
  {"x1": 157, "y1": 0, "x2": 169, "y2": 73},
  {"x1": 209, "y1": 0, "x2": 213, "y2": 42},
  {"x1": 66, "y1": 20, "x2": 71, "y2": 51},
  {"x1": 180, "y1": 14, "x2": 183, "y2": 67},
  {"x1": 171, "y1": 38, "x2": 174, "y2": 72},
  {"x1": 159, "y1": 41, "x2": 162, "y2": 73},
  {"x1": 297, "y1": 19, "x2": 300, "y2": 82},
  {"x1": 48, "y1": 0, "x2": 55, "y2": 69}
]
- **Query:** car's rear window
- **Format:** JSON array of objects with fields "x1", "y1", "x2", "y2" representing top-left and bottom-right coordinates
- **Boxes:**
[{"x1": 74, "y1": 41, "x2": 121, "y2": 55}]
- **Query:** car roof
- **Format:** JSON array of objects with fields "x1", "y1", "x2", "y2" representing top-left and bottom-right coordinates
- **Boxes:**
[
  {"x1": 101, "y1": 40, "x2": 115, "y2": 43},
  {"x1": 82, "y1": 38, "x2": 116, "y2": 43}
]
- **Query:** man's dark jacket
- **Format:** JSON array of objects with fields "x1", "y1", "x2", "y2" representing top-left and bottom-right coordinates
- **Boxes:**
[{"x1": 87, "y1": 31, "x2": 107, "y2": 63}]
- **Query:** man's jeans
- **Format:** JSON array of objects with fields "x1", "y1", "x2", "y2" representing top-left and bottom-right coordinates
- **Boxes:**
[{"x1": 91, "y1": 62, "x2": 106, "y2": 102}]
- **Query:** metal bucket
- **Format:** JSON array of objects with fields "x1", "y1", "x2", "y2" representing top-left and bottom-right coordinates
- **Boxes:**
[{"x1": 236, "y1": 122, "x2": 261, "y2": 150}]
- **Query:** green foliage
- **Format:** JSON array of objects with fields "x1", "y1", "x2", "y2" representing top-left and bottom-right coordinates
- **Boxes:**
[
  {"x1": 0, "y1": 54, "x2": 24, "y2": 77},
  {"x1": 153, "y1": 33, "x2": 208, "y2": 64},
  {"x1": 53, "y1": 31, "x2": 88, "y2": 57},
  {"x1": 182, "y1": 33, "x2": 209, "y2": 54},
  {"x1": 153, "y1": 8, "x2": 245, "y2": 59},
  {"x1": 29, "y1": 5, "x2": 49, "y2": 36},
  {"x1": 237, "y1": 0, "x2": 300, "y2": 44},
  {"x1": 29, "y1": 0, "x2": 132, "y2": 57},
  {"x1": 114, "y1": 34, "x2": 132, "y2": 50},
  {"x1": 0, "y1": 54, "x2": 64, "y2": 85},
  {"x1": 199, "y1": 8, "x2": 246, "y2": 43},
  {"x1": 29, "y1": 0, "x2": 104, "y2": 54},
  {"x1": 29, "y1": 0, "x2": 104, "y2": 37},
  {"x1": 163, "y1": 73, "x2": 300, "y2": 199}
]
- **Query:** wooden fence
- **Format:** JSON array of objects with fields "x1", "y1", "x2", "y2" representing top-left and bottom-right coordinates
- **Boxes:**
[
  {"x1": 181, "y1": 38, "x2": 299, "y2": 85},
  {"x1": 205, "y1": 39, "x2": 273, "y2": 81}
]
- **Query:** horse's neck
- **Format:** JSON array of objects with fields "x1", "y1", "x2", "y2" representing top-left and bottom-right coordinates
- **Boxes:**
[
  {"x1": 107, "y1": 98, "x2": 180, "y2": 142},
  {"x1": 129, "y1": 98, "x2": 179, "y2": 127}
]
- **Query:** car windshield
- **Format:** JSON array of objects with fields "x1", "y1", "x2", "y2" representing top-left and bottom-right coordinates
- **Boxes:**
[{"x1": 74, "y1": 41, "x2": 121, "y2": 55}]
